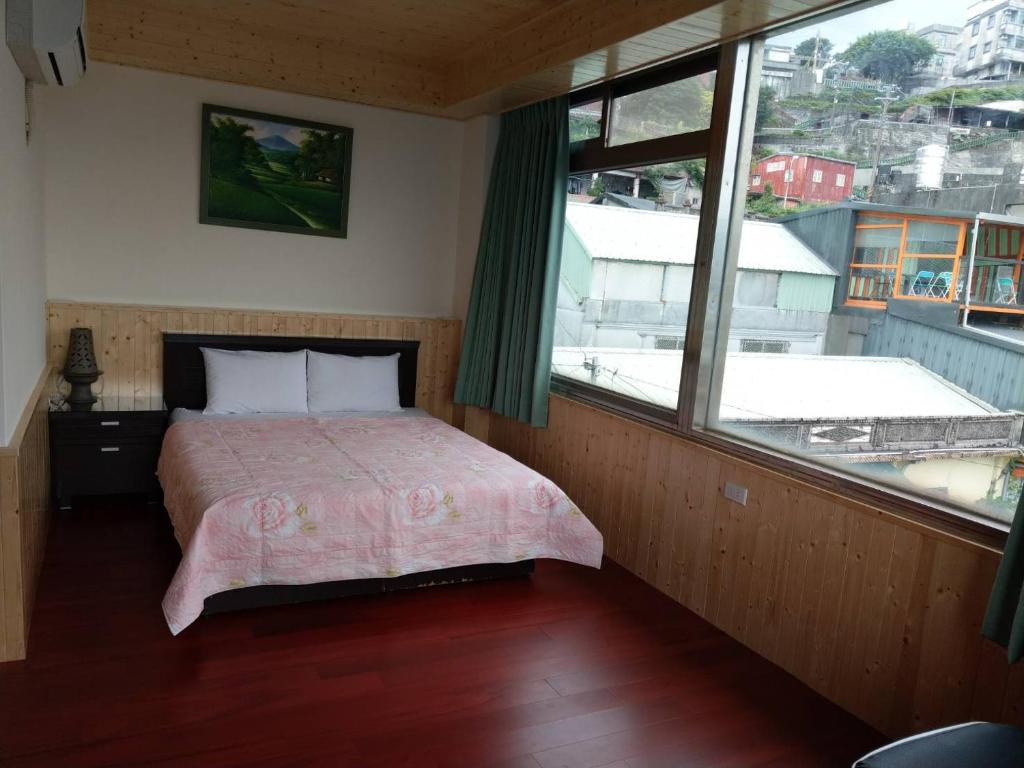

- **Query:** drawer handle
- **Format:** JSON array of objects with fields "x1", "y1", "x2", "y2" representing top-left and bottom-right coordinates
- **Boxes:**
[
  {"x1": 100, "y1": 421, "x2": 120, "y2": 427},
  {"x1": 100, "y1": 446, "x2": 120, "y2": 453}
]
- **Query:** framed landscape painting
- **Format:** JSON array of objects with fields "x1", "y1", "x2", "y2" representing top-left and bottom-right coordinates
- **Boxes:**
[{"x1": 199, "y1": 104, "x2": 353, "y2": 238}]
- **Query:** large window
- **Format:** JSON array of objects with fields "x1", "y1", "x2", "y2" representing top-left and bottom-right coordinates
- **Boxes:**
[
  {"x1": 553, "y1": 53, "x2": 717, "y2": 420},
  {"x1": 552, "y1": 0, "x2": 1024, "y2": 534},
  {"x1": 702, "y1": 1, "x2": 1024, "y2": 527},
  {"x1": 554, "y1": 161, "x2": 703, "y2": 412},
  {"x1": 845, "y1": 214, "x2": 968, "y2": 306}
]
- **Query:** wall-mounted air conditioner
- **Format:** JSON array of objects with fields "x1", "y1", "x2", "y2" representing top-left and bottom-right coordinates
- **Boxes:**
[{"x1": 6, "y1": 0, "x2": 87, "y2": 87}]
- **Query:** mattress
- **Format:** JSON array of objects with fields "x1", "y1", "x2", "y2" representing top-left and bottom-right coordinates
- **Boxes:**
[
  {"x1": 169, "y1": 407, "x2": 431, "y2": 423},
  {"x1": 157, "y1": 412, "x2": 603, "y2": 634}
]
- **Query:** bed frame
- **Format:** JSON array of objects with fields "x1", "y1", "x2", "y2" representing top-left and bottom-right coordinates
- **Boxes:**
[
  {"x1": 162, "y1": 332, "x2": 421, "y2": 411},
  {"x1": 160, "y1": 333, "x2": 535, "y2": 617}
]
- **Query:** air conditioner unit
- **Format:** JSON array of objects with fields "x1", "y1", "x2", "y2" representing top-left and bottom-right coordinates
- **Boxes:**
[{"x1": 6, "y1": 0, "x2": 87, "y2": 87}]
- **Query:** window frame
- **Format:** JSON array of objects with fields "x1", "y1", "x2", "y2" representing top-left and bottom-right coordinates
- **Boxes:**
[
  {"x1": 843, "y1": 211, "x2": 969, "y2": 308},
  {"x1": 553, "y1": 34, "x2": 1009, "y2": 548},
  {"x1": 553, "y1": 47, "x2": 723, "y2": 430},
  {"x1": 568, "y1": 49, "x2": 718, "y2": 176}
]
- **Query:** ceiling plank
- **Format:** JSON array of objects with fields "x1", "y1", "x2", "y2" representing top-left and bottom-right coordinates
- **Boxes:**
[
  {"x1": 88, "y1": 0, "x2": 449, "y2": 113},
  {"x1": 85, "y1": 0, "x2": 856, "y2": 118},
  {"x1": 445, "y1": 0, "x2": 855, "y2": 115}
]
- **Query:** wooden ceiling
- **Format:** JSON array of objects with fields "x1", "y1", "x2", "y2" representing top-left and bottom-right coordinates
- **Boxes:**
[{"x1": 87, "y1": 0, "x2": 852, "y2": 119}]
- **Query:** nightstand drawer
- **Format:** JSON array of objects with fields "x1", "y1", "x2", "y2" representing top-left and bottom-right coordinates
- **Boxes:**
[
  {"x1": 50, "y1": 415, "x2": 166, "y2": 443},
  {"x1": 52, "y1": 439, "x2": 162, "y2": 499},
  {"x1": 49, "y1": 399, "x2": 169, "y2": 508}
]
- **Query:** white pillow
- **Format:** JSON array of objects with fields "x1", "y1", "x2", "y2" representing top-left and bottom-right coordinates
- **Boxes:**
[
  {"x1": 307, "y1": 351, "x2": 402, "y2": 412},
  {"x1": 201, "y1": 348, "x2": 308, "y2": 415}
]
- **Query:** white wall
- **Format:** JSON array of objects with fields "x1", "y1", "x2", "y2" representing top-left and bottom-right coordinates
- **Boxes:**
[
  {"x1": 40, "y1": 63, "x2": 465, "y2": 317},
  {"x1": 452, "y1": 114, "x2": 498, "y2": 321},
  {"x1": 0, "y1": 0, "x2": 47, "y2": 443}
]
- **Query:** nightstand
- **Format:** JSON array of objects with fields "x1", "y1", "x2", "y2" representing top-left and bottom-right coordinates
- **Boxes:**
[{"x1": 49, "y1": 396, "x2": 168, "y2": 510}]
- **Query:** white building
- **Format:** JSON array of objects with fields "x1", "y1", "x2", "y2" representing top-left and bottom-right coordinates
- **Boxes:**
[
  {"x1": 916, "y1": 23, "x2": 962, "y2": 81},
  {"x1": 760, "y1": 45, "x2": 818, "y2": 98},
  {"x1": 955, "y1": 0, "x2": 1024, "y2": 80},
  {"x1": 555, "y1": 202, "x2": 838, "y2": 356}
]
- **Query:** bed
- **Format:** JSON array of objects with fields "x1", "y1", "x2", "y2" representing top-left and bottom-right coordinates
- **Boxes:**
[{"x1": 157, "y1": 333, "x2": 603, "y2": 634}]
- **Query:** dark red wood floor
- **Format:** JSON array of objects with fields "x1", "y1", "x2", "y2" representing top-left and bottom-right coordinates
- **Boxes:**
[{"x1": 0, "y1": 498, "x2": 884, "y2": 767}]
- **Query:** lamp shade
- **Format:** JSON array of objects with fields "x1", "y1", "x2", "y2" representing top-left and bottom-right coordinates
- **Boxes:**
[
  {"x1": 64, "y1": 328, "x2": 99, "y2": 377},
  {"x1": 63, "y1": 328, "x2": 102, "y2": 411}
]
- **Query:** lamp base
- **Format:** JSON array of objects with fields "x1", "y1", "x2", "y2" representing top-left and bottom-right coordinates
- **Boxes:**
[{"x1": 67, "y1": 381, "x2": 97, "y2": 411}]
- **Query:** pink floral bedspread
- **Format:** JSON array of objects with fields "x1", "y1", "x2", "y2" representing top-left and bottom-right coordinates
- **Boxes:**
[{"x1": 157, "y1": 414, "x2": 603, "y2": 634}]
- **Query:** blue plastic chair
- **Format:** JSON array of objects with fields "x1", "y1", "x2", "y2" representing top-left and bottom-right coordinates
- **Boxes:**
[
  {"x1": 994, "y1": 276, "x2": 1018, "y2": 304},
  {"x1": 927, "y1": 271, "x2": 953, "y2": 298},
  {"x1": 910, "y1": 270, "x2": 934, "y2": 296}
]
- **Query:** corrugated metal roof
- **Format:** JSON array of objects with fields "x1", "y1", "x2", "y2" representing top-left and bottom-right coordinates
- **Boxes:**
[
  {"x1": 757, "y1": 152, "x2": 856, "y2": 168},
  {"x1": 565, "y1": 202, "x2": 838, "y2": 276},
  {"x1": 863, "y1": 313, "x2": 1024, "y2": 412},
  {"x1": 719, "y1": 355, "x2": 997, "y2": 420},
  {"x1": 551, "y1": 348, "x2": 1002, "y2": 417}
]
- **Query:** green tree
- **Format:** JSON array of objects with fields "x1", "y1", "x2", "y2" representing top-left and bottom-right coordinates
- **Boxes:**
[
  {"x1": 680, "y1": 159, "x2": 705, "y2": 188},
  {"x1": 839, "y1": 30, "x2": 936, "y2": 86},
  {"x1": 209, "y1": 116, "x2": 266, "y2": 187},
  {"x1": 613, "y1": 72, "x2": 715, "y2": 140},
  {"x1": 794, "y1": 36, "x2": 833, "y2": 67},
  {"x1": 749, "y1": 181, "x2": 777, "y2": 214},
  {"x1": 755, "y1": 85, "x2": 777, "y2": 129},
  {"x1": 294, "y1": 129, "x2": 343, "y2": 184}
]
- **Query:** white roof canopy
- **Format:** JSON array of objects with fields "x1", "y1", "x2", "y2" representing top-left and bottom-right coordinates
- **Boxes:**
[
  {"x1": 565, "y1": 202, "x2": 838, "y2": 276},
  {"x1": 551, "y1": 349, "x2": 1000, "y2": 418}
]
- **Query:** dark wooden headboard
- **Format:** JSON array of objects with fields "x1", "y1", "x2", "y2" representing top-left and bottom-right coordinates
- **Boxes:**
[{"x1": 162, "y1": 333, "x2": 420, "y2": 412}]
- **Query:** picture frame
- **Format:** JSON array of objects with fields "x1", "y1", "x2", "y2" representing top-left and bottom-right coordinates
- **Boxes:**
[{"x1": 199, "y1": 104, "x2": 353, "y2": 238}]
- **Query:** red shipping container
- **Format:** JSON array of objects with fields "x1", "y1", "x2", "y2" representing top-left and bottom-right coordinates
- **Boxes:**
[{"x1": 748, "y1": 153, "x2": 855, "y2": 206}]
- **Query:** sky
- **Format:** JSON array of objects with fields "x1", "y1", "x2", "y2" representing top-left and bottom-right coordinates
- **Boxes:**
[
  {"x1": 772, "y1": 0, "x2": 977, "y2": 51},
  {"x1": 210, "y1": 112, "x2": 310, "y2": 145}
]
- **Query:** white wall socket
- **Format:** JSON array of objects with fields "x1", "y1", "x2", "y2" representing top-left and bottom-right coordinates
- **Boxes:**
[{"x1": 724, "y1": 482, "x2": 748, "y2": 506}]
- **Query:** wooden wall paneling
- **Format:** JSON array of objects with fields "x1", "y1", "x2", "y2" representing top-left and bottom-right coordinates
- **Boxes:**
[
  {"x1": 0, "y1": 453, "x2": 22, "y2": 661},
  {"x1": 687, "y1": 451, "x2": 721, "y2": 615},
  {"x1": 1001, "y1": 665, "x2": 1024, "y2": 725},
  {"x1": 657, "y1": 443, "x2": 695, "y2": 602},
  {"x1": 782, "y1": 494, "x2": 833, "y2": 682},
  {"x1": 742, "y1": 472, "x2": 786, "y2": 658},
  {"x1": 0, "y1": 369, "x2": 52, "y2": 662},
  {"x1": 46, "y1": 302, "x2": 461, "y2": 423},
  {"x1": 16, "y1": 391, "x2": 51, "y2": 648},
  {"x1": 634, "y1": 432, "x2": 670, "y2": 584},
  {"x1": 484, "y1": 394, "x2": 1022, "y2": 737}
]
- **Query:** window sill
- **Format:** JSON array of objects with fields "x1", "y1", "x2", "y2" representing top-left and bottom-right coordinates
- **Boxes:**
[{"x1": 549, "y1": 380, "x2": 1010, "y2": 552}]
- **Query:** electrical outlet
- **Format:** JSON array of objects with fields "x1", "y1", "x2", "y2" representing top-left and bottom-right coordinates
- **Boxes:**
[{"x1": 723, "y1": 482, "x2": 748, "y2": 506}]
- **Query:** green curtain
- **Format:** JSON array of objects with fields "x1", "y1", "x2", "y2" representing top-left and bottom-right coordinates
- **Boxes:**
[
  {"x1": 983, "y1": 491, "x2": 1024, "y2": 661},
  {"x1": 454, "y1": 96, "x2": 568, "y2": 427}
]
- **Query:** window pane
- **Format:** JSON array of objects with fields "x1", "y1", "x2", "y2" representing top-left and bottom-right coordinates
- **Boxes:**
[
  {"x1": 899, "y1": 256, "x2": 957, "y2": 297},
  {"x1": 569, "y1": 99, "x2": 602, "y2": 143},
  {"x1": 734, "y1": 271, "x2": 779, "y2": 307},
  {"x1": 853, "y1": 226, "x2": 900, "y2": 264},
  {"x1": 848, "y1": 266, "x2": 896, "y2": 302},
  {"x1": 608, "y1": 72, "x2": 716, "y2": 147},
  {"x1": 905, "y1": 221, "x2": 960, "y2": 255},
  {"x1": 707, "y1": 0, "x2": 1024, "y2": 525},
  {"x1": 554, "y1": 160, "x2": 706, "y2": 410}
]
